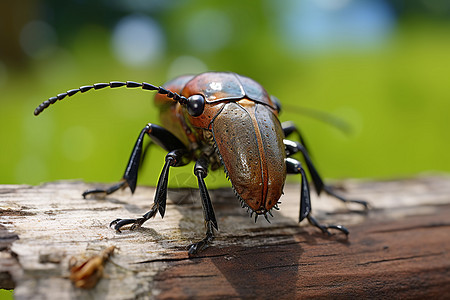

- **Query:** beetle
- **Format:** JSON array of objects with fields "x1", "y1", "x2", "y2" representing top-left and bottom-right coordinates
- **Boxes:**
[{"x1": 34, "y1": 72, "x2": 368, "y2": 255}]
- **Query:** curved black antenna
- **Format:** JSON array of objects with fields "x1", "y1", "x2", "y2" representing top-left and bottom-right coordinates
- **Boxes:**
[{"x1": 34, "y1": 81, "x2": 188, "y2": 116}]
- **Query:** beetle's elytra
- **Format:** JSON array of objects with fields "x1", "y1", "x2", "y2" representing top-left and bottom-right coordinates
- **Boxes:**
[{"x1": 35, "y1": 71, "x2": 368, "y2": 255}]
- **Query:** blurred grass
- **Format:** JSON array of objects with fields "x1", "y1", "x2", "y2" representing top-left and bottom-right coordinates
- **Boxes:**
[
  {"x1": 1, "y1": 17, "x2": 449, "y2": 189},
  {"x1": 0, "y1": 289, "x2": 14, "y2": 299}
]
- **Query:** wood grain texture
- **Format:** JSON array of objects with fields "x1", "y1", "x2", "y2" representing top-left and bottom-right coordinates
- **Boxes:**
[{"x1": 1, "y1": 176, "x2": 449, "y2": 299}]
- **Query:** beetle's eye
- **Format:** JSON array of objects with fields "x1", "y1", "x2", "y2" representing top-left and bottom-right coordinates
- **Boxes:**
[{"x1": 186, "y1": 94, "x2": 205, "y2": 117}]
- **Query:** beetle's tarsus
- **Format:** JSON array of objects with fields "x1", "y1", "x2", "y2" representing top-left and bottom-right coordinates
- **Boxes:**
[
  {"x1": 82, "y1": 180, "x2": 128, "y2": 199},
  {"x1": 307, "y1": 215, "x2": 349, "y2": 236},
  {"x1": 110, "y1": 216, "x2": 150, "y2": 232},
  {"x1": 187, "y1": 236, "x2": 211, "y2": 256},
  {"x1": 82, "y1": 189, "x2": 106, "y2": 199},
  {"x1": 188, "y1": 222, "x2": 215, "y2": 256},
  {"x1": 110, "y1": 218, "x2": 137, "y2": 233},
  {"x1": 323, "y1": 185, "x2": 369, "y2": 211},
  {"x1": 111, "y1": 202, "x2": 159, "y2": 231}
]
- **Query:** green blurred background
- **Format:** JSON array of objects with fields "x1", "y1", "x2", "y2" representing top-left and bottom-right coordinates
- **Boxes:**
[{"x1": 1, "y1": 0, "x2": 450, "y2": 189}]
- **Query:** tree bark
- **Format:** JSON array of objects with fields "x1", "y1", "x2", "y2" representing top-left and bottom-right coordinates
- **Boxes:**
[{"x1": 1, "y1": 176, "x2": 449, "y2": 299}]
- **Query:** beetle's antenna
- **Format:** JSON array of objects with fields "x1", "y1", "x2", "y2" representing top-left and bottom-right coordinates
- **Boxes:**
[
  {"x1": 34, "y1": 81, "x2": 188, "y2": 116},
  {"x1": 283, "y1": 104, "x2": 353, "y2": 135}
]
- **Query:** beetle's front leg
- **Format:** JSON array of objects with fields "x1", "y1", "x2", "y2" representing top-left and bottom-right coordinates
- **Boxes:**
[
  {"x1": 111, "y1": 149, "x2": 187, "y2": 232},
  {"x1": 187, "y1": 157, "x2": 218, "y2": 256},
  {"x1": 83, "y1": 123, "x2": 186, "y2": 198},
  {"x1": 286, "y1": 158, "x2": 349, "y2": 236}
]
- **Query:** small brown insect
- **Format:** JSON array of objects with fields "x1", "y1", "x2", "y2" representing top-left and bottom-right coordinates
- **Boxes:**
[{"x1": 69, "y1": 246, "x2": 115, "y2": 289}]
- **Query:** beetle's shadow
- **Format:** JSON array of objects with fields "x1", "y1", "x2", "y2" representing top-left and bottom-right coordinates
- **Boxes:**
[
  {"x1": 163, "y1": 187, "x2": 350, "y2": 298},
  {"x1": 81, "y1": 182, "x2": 147, "y2": 215},
  {"x1": 90, "y1": 183, "x2": 353, "y2": 298}
]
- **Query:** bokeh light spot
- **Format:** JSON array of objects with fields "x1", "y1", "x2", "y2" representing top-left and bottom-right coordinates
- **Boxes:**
[
  {"x1": 61, "y1": 126, "x2": 95, "y2": 162},
  {"x1": 167, "y1": 56, "x2": 208, "y2": 79},
  {"x1": 185, "y1": 10, "x2": 232, "y2": 53},
  {"x1": 112, "y1": 14, "x2": 165, "y2": 67},
  {"x1": 0, "y1": 61, "x2": 8, "y2": 88},
  {"x1": 272, "y1": 0, "x2": 395, "y2": 53},
  {"x1": 15, "y1": 155, "x2": 48, "y2": 184},
  {"x1": 19, "y1": 20, "x2": 58, "y2": 59}
]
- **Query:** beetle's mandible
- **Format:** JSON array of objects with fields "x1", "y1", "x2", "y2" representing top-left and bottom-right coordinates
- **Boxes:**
[{"x1": 34, "y1": 72, "x2": 368, "y2": 255}]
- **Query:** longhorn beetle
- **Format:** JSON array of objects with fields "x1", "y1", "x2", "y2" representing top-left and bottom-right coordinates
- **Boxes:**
[{"x1": 34, "y1": 72, "x2": 368, "y2": 255}]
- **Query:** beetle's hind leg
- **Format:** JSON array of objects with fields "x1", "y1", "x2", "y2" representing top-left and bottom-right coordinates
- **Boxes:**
[
  {"x1": 282, "y1": 122, "x2": 368, "y2": 210},
  {"x1": 286, "y1": 158, "x2": 349, "y2": 236}
]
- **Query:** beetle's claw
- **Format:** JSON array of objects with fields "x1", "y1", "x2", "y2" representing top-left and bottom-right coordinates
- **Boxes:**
[
  {"x1": 82, "y1": 189, "x2": 107, "y2": 199},
  {"x1": 307, "y1": 215, "x2": 349, "y2": 237},
  {"x1": 323, "y1": 186, "x2": 369, "y2": 212},
  {"x1": 187, "y1": 228, "x2": 214, "y2": 256},
  {"x1": 187, "y1": 237, "x2": 212, "y2": 256},
  {"x1": 109, "y1": 218, "x2": 142, "y2": 232},
  {"x1": 130, "y1": 218, "x2": 146, "y2": 230},
  {"x1": 316, "y1": 224, "x2": 346, "y2": 237},
  {"x1": 83, "y1": 181, "x2": 129, "y2": 199},
  {"x1": 342, "y1": 198, "x2": 370, "y2": 211},
  {"x1": 324, "y1": 225, "x2": 349, "y2": 236},
  {"x1": 187, "y1": 241, "x2": 207, "y2": 256},
  {"x1": 355, "y1": 199, "x2": 370, "y2": 211}
]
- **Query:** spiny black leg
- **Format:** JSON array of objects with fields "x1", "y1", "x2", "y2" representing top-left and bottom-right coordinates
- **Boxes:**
[
  {"x1": 111, "y1": 149, "x2": 187, "y2": 232},
  {"x1": 83, "y1": 124, "x2": 150, "y2": 198},
  {"x1": 286, "y1": 158, "x2": 348, "y2": 236},
  {"x1": 188, "y1": 157, "x2": 218, "y2": 255},
  {"x1": 323, "y1": 185, "x2": 368, "y2": 209},
  {"x1": 283, "y1": 136, "x2": 368, "y2": 210},
  {"x1": 282, "y1": 121, "x2": 311, "y2": 154},
  {"x1": 286, "y1": 158, "x2": 311, "y2": 222},
  {"x1": 285, "y1": 139, "x2": 324, "y2": 194},
  {"x1": 83, "y1": 123, "x2": 188, "y2": 198}
]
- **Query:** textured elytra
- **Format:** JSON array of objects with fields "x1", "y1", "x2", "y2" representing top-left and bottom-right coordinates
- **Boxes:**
[
  {"x1": 255, "y1": 104, "x2": 286, "y2": 208},
  {"x1": 212, "y1": 100, "x2": 285, "y2": 213}
]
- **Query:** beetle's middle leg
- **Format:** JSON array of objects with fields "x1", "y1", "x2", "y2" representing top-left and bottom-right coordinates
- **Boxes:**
[
  {"x1": 283, "y1": 122, "x2": 368, "y2": 210},
  {"x1": 187, "y1": 157, "x2": 218, "y2": 256},
  {"x1": 286, "y1": 158, "x2": 349, "y2": 236},
  {"x1": 110, "y1": 148, "x2": 187, "y2": 231}
]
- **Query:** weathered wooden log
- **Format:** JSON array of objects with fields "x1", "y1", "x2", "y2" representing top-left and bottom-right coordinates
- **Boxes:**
[{"x1": 1, "y1": 176, "x2": 449, "y2": 299}]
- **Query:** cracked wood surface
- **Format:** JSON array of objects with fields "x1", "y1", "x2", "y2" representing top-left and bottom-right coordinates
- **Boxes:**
[{"x1": 1, "y1": 176, "x2": 450, "y2": 299}]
